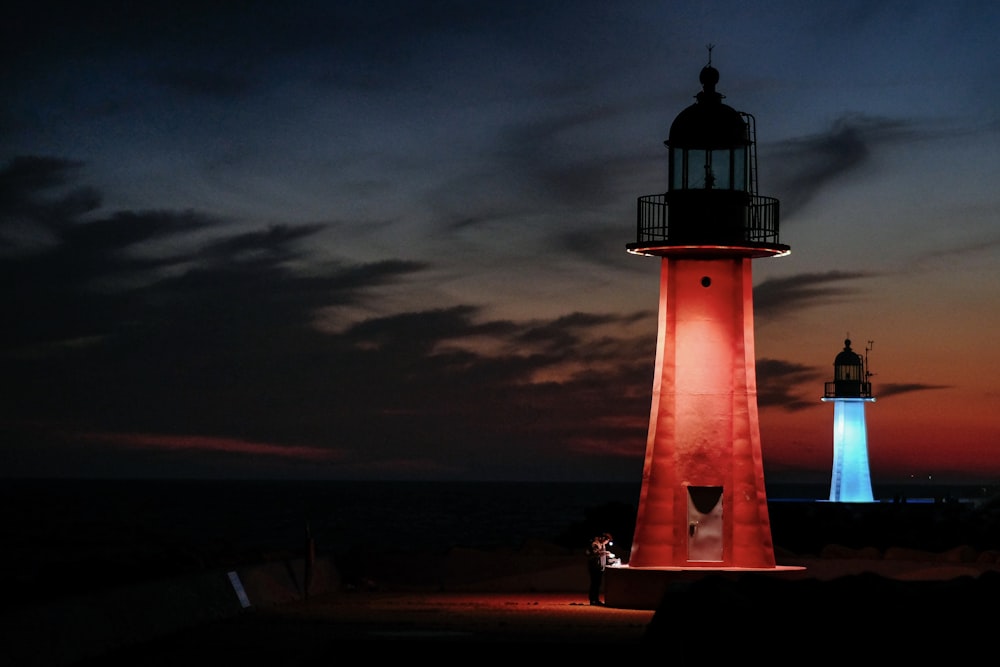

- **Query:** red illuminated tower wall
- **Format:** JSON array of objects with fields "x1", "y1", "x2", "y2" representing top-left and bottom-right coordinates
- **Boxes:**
[{"x1": 629, "y1": 257, "x2": 775, "y2": 568}]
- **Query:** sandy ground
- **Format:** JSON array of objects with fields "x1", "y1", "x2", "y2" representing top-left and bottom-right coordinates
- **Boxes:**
[
  {"x1": 72, "y1": 592, "x2": 655, "y2": 663},
  {"x1": 48, "y1": 552, "x2": 1000, "y2": 665}
]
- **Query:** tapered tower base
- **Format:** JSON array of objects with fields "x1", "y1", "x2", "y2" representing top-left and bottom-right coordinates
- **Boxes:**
[
  {"x1": 629, "y1": 257, "x2": 776, "y2": 570},
  {"x1": 824, "y1": 398, "x2": 875, "y2": 502}
]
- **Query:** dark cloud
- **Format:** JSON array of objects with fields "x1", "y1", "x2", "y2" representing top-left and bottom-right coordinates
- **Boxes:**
[
  {"x1": 496, "y1": 107, "x2": 641, "y2": 208},
  {"x1": 152, "y1": 67, "x2": 254, "y2": 98},
  {"x1": 912, "y1": 235, "x2": 1000, "y2": 269},
  {"x1": 0, "y1": 155, "x2": 650, "y2": 480},
  {"x1": 554, "y1": 227, "x2": 632, "y2": 267},
  {"x1": 0, "y1": 156, "x2": 101, "y2": 234},
  {"x1": 753, "y1": 270, "x2": 874, "y2": 319},
  {"x1": 876, "y1": 382, "x2": 951, "y2": 399},
  {"x1": 767, "y1": 113, "x2": 917, "y2": 219},
  {"x1": 756, "y1": 358, "x2": 824, "y2": 411}
]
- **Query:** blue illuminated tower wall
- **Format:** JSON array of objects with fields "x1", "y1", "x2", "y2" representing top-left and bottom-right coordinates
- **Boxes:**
[{"x1": 821, "y1": 339, "x2": 875, "y2": 503}]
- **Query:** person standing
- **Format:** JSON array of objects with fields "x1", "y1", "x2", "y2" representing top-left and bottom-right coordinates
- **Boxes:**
[{"x1": 586, "y1": 533, "x2": 611, "y2": 606}]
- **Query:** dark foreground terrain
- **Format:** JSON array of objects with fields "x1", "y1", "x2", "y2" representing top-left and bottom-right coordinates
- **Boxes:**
[{"x1": 6, "y1": 496, "x2": 1000, "y2": 665}]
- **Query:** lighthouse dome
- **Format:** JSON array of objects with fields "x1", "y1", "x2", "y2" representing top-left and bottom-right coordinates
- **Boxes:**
[
  {"x1": 667, "y1": 65, "x2": 749, "y2": 149},
  {"x1": 834, "y1": 339, "x2": 862, "y2": 366}
]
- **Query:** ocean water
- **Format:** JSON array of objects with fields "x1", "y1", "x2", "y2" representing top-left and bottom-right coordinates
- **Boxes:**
[
  {"x1": 1, "y1": 478, "x2": 641, "y2": 549},
  {"x1": 3, "y1": 478, "x2": 996, "y2": 609}
]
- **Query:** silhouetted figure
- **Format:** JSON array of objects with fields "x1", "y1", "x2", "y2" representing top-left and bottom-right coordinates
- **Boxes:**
[{"x1": 586, "y1": 533, "x2": 612, "y2": 605}]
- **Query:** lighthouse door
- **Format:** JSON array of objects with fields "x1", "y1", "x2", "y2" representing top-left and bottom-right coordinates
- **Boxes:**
[{"x1": 686, "y1": 486, "x2": 724, "y2": 561}]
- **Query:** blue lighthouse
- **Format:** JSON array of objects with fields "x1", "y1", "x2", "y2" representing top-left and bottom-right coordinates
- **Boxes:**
[{"x1": 821, "y1": 339, "x2": 875, "y2": 502}]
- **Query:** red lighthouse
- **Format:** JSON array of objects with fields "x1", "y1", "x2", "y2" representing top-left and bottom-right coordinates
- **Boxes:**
[{"x1": 623, "y1": 56, "x2": 789, "y2": 571}]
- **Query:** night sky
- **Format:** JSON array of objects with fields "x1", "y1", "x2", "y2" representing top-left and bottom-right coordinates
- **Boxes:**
[{"x1": 3, "y1": 1, "x2": 999, "y2": 483}]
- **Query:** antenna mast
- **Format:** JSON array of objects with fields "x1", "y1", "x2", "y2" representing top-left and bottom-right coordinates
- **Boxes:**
[{"x1": 865, "y1": 340, "x2": 874, "y2": 381}]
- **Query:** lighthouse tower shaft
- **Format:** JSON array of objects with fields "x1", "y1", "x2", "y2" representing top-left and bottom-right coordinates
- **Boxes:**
[
  {"x1": 629, "y1": 257, "x2": 775, "y2": 568},
  {"x1": 825, "y1": 399, "x2": 875, "y2": 502}
]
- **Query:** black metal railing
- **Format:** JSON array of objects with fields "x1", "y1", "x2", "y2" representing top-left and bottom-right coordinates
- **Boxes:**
[
  {"x1": 634, "y1": 193, "x2": 781, "y2": 246},
  {"x1": 824, "y1": 381, "x2": 873, "y2": 399}
]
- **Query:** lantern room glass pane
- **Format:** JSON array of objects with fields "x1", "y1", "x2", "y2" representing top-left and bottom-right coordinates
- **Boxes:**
[
  {"x1": 672, "y1": 150, "x2": 684, "y2": 190},
  {"x1": 836, "y1": 365, "x2": 861, "y2": 381},
  {"x1": 687, "y1": 149, "x2": 708, "y2": 188},
  {"x1": 672, "y1": 147, "x2": 749, "y2": 191},
  {"x1": 712, "y1": 150, "x2": 731, "y2": 189},
  {"x1": 733, "y1": 147, "x2": 747, "y2": 191}
]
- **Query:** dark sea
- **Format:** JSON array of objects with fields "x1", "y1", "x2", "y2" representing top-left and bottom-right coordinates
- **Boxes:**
[{"x1": 3, "y1": 478, "x2": 998, "y2": 609}]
